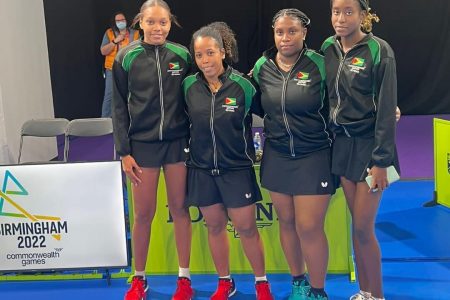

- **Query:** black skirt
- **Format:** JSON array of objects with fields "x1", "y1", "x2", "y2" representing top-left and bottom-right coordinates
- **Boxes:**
[
  {"x1": 331, "y1": 135, "x2": 400, "y2": 182},
  {"x1": 130, "y1": 137, "x2": 188, "y2": 168},
  {"x1": 260, "y1": 141, "x2": 337, "y2": 196}
]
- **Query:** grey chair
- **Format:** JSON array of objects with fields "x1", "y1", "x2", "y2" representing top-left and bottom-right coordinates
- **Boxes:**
[
  {"x1": 17, "y1": 118, "x2": 69, "y2": 164},
  {"x1": 64, "y1": 118, "x2": 115, "y2": 161}
]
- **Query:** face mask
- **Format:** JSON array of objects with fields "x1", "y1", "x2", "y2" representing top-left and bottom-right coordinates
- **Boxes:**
[{"x1": 116, "y1": 21, "x2": 127, "y2": 30}]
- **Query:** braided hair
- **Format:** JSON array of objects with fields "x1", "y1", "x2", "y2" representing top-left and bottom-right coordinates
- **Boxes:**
[{"x1": 272, "y1": 8, "x2": 311, "y2": 28}]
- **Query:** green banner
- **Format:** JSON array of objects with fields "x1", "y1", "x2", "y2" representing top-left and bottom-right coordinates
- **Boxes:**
[
  {"x1": 128, "y1": 166, "x2": 354, "y2": 277},
  {"x1": 434, "y1": 118, "x2": 450, "y2": 208}
]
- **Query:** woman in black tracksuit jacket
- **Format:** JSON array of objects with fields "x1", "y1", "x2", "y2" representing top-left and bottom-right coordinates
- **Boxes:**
[
  {"x1": 112, "y1": 1, "x2": 194, "y2": 298},
  {"x1": 183, "y1": 23, "x2": 274, "y2": 300},
  {"x1": 252, "y1": 9, "x2": 335, "y2": 300},
  {"x1": 321, "y1": 1, "x2": 400, "y2": 299}
]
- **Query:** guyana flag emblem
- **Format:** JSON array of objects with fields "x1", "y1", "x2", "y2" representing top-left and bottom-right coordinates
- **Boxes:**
[
  {"x1": 297, "y1": 72, "x2": 309, "y2": 80},
  {"x1": 224, "y1": 97, "x2": 237, "y2": 106},
  {"x1": 351, "y1": 57, "x2": 365, "y2": 67},
  {"x1": 169, "y1": 62, "x2": 180, "y2": 70}
]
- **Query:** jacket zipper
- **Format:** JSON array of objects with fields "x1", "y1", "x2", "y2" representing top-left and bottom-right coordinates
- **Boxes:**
[
  {"x1": 333, "y1": 41, "x2": 366, "y2": 137},
  {"x1": 210, "y1": 93, "x2": 218, "y2": 170},
  {"x1": 281, "y1": 75, "x2": 295, "y2": 157},
  {"x1": 269, "y1": 51, "x2": 303, "y2": 157},
  {"x1": 333, "y1": 55, "x2": 351, "y2": 137},
  {"x1": 155, "y1": 47, "x2": 165, "y2": 141}
]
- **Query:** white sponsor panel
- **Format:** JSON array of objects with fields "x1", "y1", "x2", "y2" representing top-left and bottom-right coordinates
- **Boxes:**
[{"x1": 0, "y1": 161, "x2": 128, "y2": 271}]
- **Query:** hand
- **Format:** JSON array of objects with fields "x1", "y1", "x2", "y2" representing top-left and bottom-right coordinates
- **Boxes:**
[
  {"x1": 396, "y1": 106, "x2": 401, "y2": 122},
  {"x1": 367, "y1": 166, "x2": 388, "y2": 193},
  {"x1": 247, "y1": 68, "x2": 254, "y2": 77},
  {"x1": 114, "y1": 33, "x2": 126, "y2": 44},
  {"x1": 121, "y1": 155, "x2": 142, "y2": 186}
]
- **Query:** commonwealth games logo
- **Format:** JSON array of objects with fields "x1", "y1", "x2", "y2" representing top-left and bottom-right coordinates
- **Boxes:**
[{"x1": 0, "y1": 170, "x2": 67, "y2": 242}]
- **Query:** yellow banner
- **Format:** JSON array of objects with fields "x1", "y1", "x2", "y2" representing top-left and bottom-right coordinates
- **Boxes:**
[
  {"x1": 128, "y1": 167, "x2": 354, "y2": 276},
  {"x1": 434, "y1": 118, "x2": 450, "y2": 208}
]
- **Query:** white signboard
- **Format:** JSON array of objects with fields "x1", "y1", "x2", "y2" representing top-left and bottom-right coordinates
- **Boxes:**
[{"x1": 0, "y1": 161, "x2": 128, "y2": 271}]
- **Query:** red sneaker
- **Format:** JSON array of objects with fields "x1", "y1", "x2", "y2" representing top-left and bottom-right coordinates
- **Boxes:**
[
  {"x1": 210, "y1": 278, "x2": 236, "y2": 300},
  {"x1": 124, "y1": 276, "x2": 148, "y2": 300},
  {"x1": 172, "y1": 277, "x2": 194, "y2": 300},
  {"x1": 255, "y1": 281, "x2": 274, "y2": 300}
]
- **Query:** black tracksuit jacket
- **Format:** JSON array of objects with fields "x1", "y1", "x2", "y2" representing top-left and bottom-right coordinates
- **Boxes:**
[
  {"x1": 321, "y1": 33, "x2": 398, "y2": 168},
  {"x1": 182, "y1": 66, "x2": 261, "y2": 173},
  {"x1": 252, "y1": 47, "x2": 332, "y2": 158},
  {"x1": 112, "y1": 39, "x2": 191, "y2": 156}
]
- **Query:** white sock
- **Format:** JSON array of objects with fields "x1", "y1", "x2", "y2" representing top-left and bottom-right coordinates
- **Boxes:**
[
  {"x1": 255, "y1": 275, "x2": 267, "y2": 283},
  {"x1": 370, "y1": 297, "x2": 385, "y2": 300},
  {"x1": 135, "y1": 270, "x2": 146, "y2": 278},
  {"x1": 179, "y1": 267, "x2": 190, "y2": 279},
  {"x1": 219, "y1": 274, "x2": 231, "y2": 280}
]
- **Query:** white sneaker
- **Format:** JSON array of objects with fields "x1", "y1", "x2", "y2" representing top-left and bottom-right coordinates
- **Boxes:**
[{"x1": 350, "y1": 291, "x2": 371, "y2": 300}]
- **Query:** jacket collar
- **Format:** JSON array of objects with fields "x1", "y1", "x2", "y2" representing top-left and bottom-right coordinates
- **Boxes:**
[
  {"x1": 333, "y1": 32, "x2": 373, "y2": 49},
  {"x1": 140, "y1": 37, "x2": 167, "y2": 50},
  {"x1": 263, "y1": 45, "x2": 308, "y2": 71}
]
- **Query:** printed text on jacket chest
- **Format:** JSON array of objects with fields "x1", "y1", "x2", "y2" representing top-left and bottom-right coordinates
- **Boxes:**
[
  {"x1": 167, "y1": 61, "x2": 183, "y2": 76},
  {"x1": 348, "y1": 57, "x2": 367, "y2": 74},
  {"x1": 294, "y1": 71, "x2": 312, "y2": 86}
]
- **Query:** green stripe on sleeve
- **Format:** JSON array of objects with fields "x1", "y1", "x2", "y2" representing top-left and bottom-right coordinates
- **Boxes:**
[
  {"x1": 320, "y1": 36, "x2": 335, "y2": 53},
  {"x1": 229, "y1": 72, "x2": 256, "y2": 115},
  {"x1": 367, "y1": 38, "x2": 381, "y2": 66},
  {"x1": 305, "y1": 50, "x2": 325, "y2": 81},
  {"x1": 122, "y1": 46, "x2": 144, "y2": 72},
  {"x1": 252, "y1": 56, "x2": 267, "y2": 85},
  {"x1": 182, "y1": 75, "x2": 198, "y2": 98},
  {"x1": 166, "y1": 42, "x2": 191, "y2": 64},
  {"x1": 305, "y1": 50, "x2": 326, "y2": 104}
]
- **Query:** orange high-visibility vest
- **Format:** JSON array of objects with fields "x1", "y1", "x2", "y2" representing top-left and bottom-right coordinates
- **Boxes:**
[{"x1": 104, "y1": 28, "x2": 140, "y2": 70}]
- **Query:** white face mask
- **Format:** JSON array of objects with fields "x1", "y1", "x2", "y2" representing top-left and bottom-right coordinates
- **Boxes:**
[{"x1": 116, "y1": 21, "x2": 127, "y2": 30}]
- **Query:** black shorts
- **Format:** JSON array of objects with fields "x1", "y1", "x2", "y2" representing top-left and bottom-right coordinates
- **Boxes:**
[
  {"x1": 260, "y1": 142, "x2": 336, "y2": 196},
  {"x1": 186, "y1": 167, "x2": 262, "y2": 208},
  {"x1": 130, "y1": 137, "x2": 188, "y2": 168},
  {"x1": 332, "y1": 135, "x2": 400, "y2": 182}
]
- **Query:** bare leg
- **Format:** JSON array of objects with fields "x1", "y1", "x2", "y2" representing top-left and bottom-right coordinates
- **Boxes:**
[
  {"x1": 294, "y1": 195, "x2": 330, "y2": 288},
  {"x1": 163, "y1": 162, "x2": 191, "y2": 268},
  {"x1": 341, "y1": 177, "x2": 384, "y2": 298},
  {"x1": 228, "y1": 204, "x2": 265, "y2": 276},
  {"x1": 131, "y1": 167, "x2": 160, "y2": 272},
  {"x1": 270, "y1": 191, "x2": 306, "y2": 276},
  {"x1": 200, "y1": 203, "x2": 230, "y2": 276}
]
